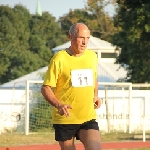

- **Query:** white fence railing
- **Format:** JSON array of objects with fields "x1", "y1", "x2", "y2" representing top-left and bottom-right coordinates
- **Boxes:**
[{"x1": 0, "y1": 81, "x2": 150, "y2": 142}]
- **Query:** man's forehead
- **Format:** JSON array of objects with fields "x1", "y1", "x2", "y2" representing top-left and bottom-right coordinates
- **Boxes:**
[
  {"x1": 77, "y1": 25, "x2": 89, "y2": 30},
  {"x1": 78, "y1": 28, "x2": 90, "y2": 35}
]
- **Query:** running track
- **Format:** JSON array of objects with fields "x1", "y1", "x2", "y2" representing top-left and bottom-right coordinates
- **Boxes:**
[{"x1": 2, "y1": 141, "x2": 150, "y2": 150}]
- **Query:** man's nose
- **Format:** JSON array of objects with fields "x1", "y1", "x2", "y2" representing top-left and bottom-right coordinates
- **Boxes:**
[{"x1": 82, "y1": 38, "x2": 88, "y2": 45}]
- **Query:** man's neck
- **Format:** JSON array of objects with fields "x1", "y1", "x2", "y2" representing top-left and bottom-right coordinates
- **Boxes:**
[{"x1": 66, "y1": 47, "x2": 84, "y2": 57}]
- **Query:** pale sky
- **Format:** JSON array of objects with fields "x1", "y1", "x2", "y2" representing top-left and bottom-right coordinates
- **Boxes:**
[{"x1": 0, "y1": 0, "x2": 86, "y2": 20}]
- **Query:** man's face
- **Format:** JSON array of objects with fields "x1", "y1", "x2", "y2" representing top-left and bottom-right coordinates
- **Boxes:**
[{"x1": 70, "y1": 26, "x2": 90, "y2": 54}]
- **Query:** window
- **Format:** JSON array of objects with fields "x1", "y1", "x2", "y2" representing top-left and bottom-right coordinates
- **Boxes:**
[{"x1": 101, "y1": 53, "x2": 117, "y2": 58}]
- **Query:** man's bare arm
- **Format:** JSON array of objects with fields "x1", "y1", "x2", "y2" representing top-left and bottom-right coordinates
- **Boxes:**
[
  {"x1": 41, "y1": 85, "x2": 72, "y2": 117},
  {"x1": 94, "y1": 78, "x2": 101, "y2": 108},
  {"x1": 94, "y1": 78, "x2": 98, "y2": 98},
  {"x1": 41, "y1": 85, "x2": 61, "y2": 108}
]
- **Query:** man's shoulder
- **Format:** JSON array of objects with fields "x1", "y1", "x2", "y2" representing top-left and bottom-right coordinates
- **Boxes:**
[
  {"x1": 54, "y1": 50, "x2": 66, "y2": 56},
  {"x1": 52, "y1": 50, "x2": 66, "y2": 60},
  {"x1": 85, "y1": 49, "x2": 97, "y2": 57}
]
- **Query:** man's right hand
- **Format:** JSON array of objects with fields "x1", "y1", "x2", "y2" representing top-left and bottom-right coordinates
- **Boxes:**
[{"x1": 56, "y1": 104, "x2": 72, "y2": 117}]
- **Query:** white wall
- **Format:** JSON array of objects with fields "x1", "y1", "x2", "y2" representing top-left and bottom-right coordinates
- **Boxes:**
[
  {"x1": 0, "y1": 89, "x2": 26, "y2": 134},
  {"x1": 0, "y1": 89, "x2": 150, "y2": 133}
]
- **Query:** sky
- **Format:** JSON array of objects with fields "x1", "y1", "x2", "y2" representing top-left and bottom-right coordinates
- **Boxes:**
[
  {"x1": 0, "y1": 0, "x2": 87, "y2": 20},
  {"x1": 0, "y1": 0, "x2": 115, "y2": 20}
]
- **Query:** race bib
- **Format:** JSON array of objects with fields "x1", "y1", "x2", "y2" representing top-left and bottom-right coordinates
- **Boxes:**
[{"x1": 71, "y1": 69, "x2": 93, "y2": 87}]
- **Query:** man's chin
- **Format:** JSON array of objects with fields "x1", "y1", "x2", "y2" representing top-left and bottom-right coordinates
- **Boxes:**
[
  {"x1": 77, "y1": 51, "x2": 84, "y2": 55},
  {"x1": 78, "y1": 48, "x2": 85, "y2": 53}
]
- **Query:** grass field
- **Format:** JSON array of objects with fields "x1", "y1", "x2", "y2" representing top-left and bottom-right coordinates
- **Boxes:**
[{"x1": 0, "y1": 132, "x2": 150, "y2": 149}]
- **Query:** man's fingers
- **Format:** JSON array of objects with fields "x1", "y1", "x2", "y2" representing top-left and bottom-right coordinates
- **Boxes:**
[
  {"x1": 96, "y1": 101, "x2": 101, "y2": 108},
  {"x1": 58, "y1": 109, "x2": 64, "y2": 116},
  {"x1": 94, "y1": 99, "x2": 101, "y2": 109},
  {"x1": 67, "y1": 105, "x2": 72, "y2": 109},
  {"x1": 62, "y1": 107, "x2": 69, "y2": 117},
  {"x1": 58, "y1": 105, "x2": 72, "y2": 117}
]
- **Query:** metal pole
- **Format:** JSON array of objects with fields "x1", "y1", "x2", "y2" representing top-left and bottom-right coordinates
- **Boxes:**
[
  {"x1": 128, "y1": 83, "x2": 132, "y2": 133},
  {"x1": 143, "y1": 97, "x2": 146, "y2": 142},
  {"x1": 25, "y1": 80, "x2": 29, "y2": 135},
  {"x1": 112, "y1": 86, "x2": 116, "y2": 132},
  {"x1": 105, "y1": 86, "x2": 110, "y2": 133},
  {"x1": 122, "y1": 86, "x2": 127, "y2": 133}
]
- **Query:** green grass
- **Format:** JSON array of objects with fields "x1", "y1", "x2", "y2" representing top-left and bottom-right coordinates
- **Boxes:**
[
  {"x1": 0, "y1": 132, "x2": 150, "y2": 150},
  {"x1": 101, "y1": 132, "x2": 135, "y2": 141},
  {"x1": 0, "y1": 132, "x2": 56, "y2": 147}
]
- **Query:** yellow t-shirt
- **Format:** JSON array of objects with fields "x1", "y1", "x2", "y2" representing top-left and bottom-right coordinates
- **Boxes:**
[{"x1": 43, "y1": 49, "x2": 98, "y2": 124}]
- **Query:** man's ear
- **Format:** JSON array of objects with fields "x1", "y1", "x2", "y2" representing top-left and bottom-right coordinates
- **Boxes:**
[{"x1": 68, "y1": 34, "x2": 72, "y2": 40}]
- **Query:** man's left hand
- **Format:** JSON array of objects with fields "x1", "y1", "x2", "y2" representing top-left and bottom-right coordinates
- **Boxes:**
[{"x1": 94, "y1": 98, "x2": 101, "y2": 109}]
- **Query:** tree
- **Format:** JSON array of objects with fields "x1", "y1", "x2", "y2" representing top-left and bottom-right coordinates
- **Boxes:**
[
  {"x1": 112, "y1": 0, "x2": 150, "y2": 83},
  {"x1": 0, "y1": 5, "x2": 39, "y2": 83},
  {"x1": 0, "y1": 5, "x2": 19, "y2": 83},
  {"x1": 59, "y1": 0, "x2": 117, "y2": 42},
  {"x1": 59, "y1": 9, "x2": 96, "y2": 36},
  {"x1": 29, "y1": 12, "x2": 67, "y2": 64},
  {"x1": 85, "y1": 0, "x2": 117, "y2": 41},
  {"x1": 0, "y1": 5, "x2": 67, "y2": 84}
]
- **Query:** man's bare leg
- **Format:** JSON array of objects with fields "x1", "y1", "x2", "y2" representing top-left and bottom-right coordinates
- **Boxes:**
[
  {"x1": 58, "y1": 137, "x2": 76, "y2": 150},
  {"x1": 78, "y1": 129, "x2": 101, "y2": 150}
]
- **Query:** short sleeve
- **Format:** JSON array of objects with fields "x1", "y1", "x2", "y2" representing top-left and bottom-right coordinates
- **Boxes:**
[{"x1": 43, "y1": 56, "x2": 61, "y2": 87}]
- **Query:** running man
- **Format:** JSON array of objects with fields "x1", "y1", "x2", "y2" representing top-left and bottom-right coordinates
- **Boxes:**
[{"x1": 41, "y1": 22, "x2": 101, "y2": 150}]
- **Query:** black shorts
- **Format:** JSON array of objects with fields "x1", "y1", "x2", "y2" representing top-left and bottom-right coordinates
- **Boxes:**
[{"x1": 53, "y1": 119, "x2": 99, "y2": 141}]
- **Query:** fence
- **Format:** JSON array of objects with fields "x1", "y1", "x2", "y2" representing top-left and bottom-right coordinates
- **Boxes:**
[{"x1": 0, "y1": 81, "x2": 150, "y2": 141}]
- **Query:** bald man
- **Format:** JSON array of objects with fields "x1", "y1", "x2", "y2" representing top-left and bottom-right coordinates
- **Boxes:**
[{"x1": 41, "y1": 23, "x2": 101, "y2": 150}]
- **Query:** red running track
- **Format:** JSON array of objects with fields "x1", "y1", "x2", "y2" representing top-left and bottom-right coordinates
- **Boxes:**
[{"x1": 1, "y1": 141, "x2": 150, "y2": 150}]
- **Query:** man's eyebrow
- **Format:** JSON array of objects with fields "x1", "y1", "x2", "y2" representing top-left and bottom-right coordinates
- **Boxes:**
[{"x1": 78, "y1": 36, "x2": 90, "y2": 38}]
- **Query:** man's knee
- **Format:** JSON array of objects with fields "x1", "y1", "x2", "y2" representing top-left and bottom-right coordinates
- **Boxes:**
[
  {"x1": 59, "y1": 139, "x2": 76, "y2": 150},
  {"x1": 84, "y1": 140, "x2": 101, "y2": 150},
  {"x1": 78, "y1": 129, "x2": 101, "y2": 150}
]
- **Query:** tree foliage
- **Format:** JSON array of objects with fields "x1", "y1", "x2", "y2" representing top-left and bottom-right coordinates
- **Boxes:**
[
  {"x1": 0, "y1": 1, "x2": 120, "y2": 85},
  {"x1": 112, "y1": 0, "x2": 150, "y2": 83},
  {"x1": 59, "y1": 0, "x2": 117, "y2": 42},
  {"x1": 0, "y1": 5, "x2": 67, "y2": 84},
  {"x1": 86, "y1": 0, "x2": 117, "y2": 41},
  {"x1": 59, "y1": 9, "x2": 97, "y2": 37}
]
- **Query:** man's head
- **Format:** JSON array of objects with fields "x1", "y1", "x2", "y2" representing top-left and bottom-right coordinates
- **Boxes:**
[{"x1": 69, "y1": 23, "x2": 90, "y2": 55}]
